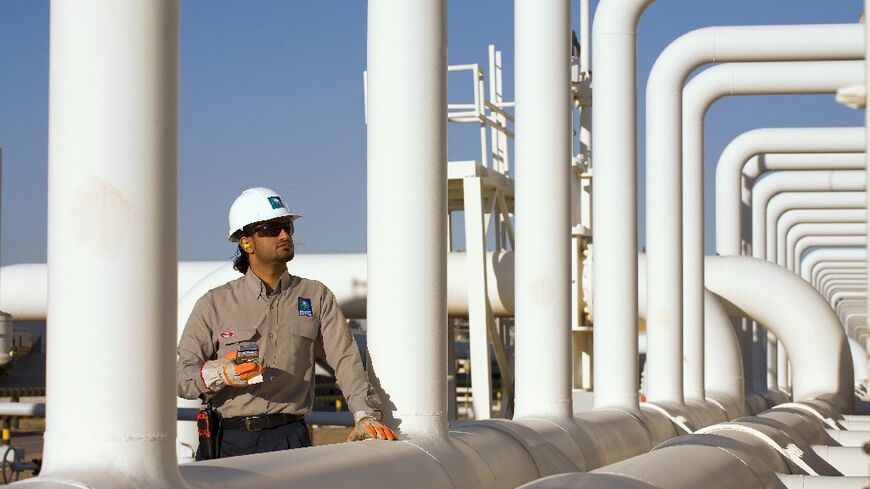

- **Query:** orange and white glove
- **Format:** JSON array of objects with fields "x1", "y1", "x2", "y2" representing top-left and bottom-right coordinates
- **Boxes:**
[
  {"x1": 346, "y1": 412, "x2": 398, "y2": 442},
  {"x1": 201, "y1": 351, "x2": 265, "y2": 391}
]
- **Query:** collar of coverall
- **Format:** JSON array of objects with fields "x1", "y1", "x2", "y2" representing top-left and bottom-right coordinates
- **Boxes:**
[{"x1": 243, "y1": 267, "x2": 293, "y2": 301}]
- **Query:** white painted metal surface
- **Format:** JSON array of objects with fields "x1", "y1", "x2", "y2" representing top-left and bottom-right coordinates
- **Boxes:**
[
  {"x1": 38, "y1": 0, "x2": 184, "y2": 487},
  {"x1": 802, "y1": 248, "x2": 867, "y2": 283},
  {"x1": 680, "y1": 60, "x2": 863, "y2": 405},
  {"x1": 773, "y1": 209, "x2": 866, "y2": 264},
  {"x1": 646, "y1": 24, "x2": 862, "y2": 407},
  {"x1": 366, "y1": 0, "x2": 453, "y2": 441},
  {"x1": 590, "y1": 0, "x2": 653, "y2": 412},
  {"x1": 704, "y1": 256, "x2": 854, "y2": 410},
  {"x1": 513, "y1": 0, "x2": 571, "y2": 421},
  {"x1": 794, "y1": 236, "x2": 867, "y2": 274},
  {"x1": 716, "y1": 128, "x2": 866, "y2": 256},
  {"x1": 785, "y1": 223, "x2": 867, "y2": 270}
]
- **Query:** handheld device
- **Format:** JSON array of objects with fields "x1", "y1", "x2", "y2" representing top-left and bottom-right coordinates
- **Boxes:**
[{"x1": 236, "y1": 341, "x2": 264, "y2": 384}]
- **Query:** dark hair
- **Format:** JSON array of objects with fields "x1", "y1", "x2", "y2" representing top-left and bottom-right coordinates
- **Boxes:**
[{"x1": 233, "y1": 243, "x2": 250, "y2": 274}]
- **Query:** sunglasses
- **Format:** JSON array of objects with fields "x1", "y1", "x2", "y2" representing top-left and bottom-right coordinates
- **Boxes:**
[{"x1": 250, "y1": 221, "x2": 294, "y2": 238}]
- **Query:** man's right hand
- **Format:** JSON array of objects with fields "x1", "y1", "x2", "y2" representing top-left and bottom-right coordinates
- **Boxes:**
[{"x1": 201, "y1": 351, "x2": 265, "y2": 391}]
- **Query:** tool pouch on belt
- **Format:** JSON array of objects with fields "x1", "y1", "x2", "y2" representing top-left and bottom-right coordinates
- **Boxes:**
[{"x1": 196, "y1": 402, "x2": 220, "y2": 460}]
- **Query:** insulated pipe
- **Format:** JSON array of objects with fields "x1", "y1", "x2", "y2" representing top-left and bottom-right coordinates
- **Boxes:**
[
  {"x1": 830, "y1": 290, "x2": 867, "y2": 307},
  {"x1": 513, "y1": 0, "x2": 571, "y2": 421},
  {"x1": 590, "y1": 0, "x2": 654, "y2": 412},
  {"x1": 681, "y1": 60, "x2": 863, "y2": 404},
  {"x1": 765, "y1": 210, "x2": 863, "y2": 394},
  {"x1": 833, "y1": 304, "x2": 867, "y2": 335},
  {"x1": 814, "y1": 261, "x2": 868, "y2": 289},
  {"x1": 716, "y1": 128, "x2": 866, "y2": 256},
  {"x1": 765, "y1": 192, "x2": 865, "y2": 276},
  {"x1": 0, "y1": 253, "x2": 518, "y2": 322},
  {"x1": 802, "y1": 248, "x2": 867, "y2": 283},
  {"x1": 756, "y1": 195, "x2": 864, "y2": 397},
  {"x1": 785, "y1": 223, "x2": 867, "y2": 270},
  {"x1": 40, "y1": 1, "x2": 183, "y2": 486},
  {"x1": 646, "y1": 23, "x2": 863, "y2": 406},
  {"x1": 751, "y1": 169, "x2": 866, "y2": 259},
  {"x1": 704, "y1": 256, "x2": 854, "y2": 411},
  {"x1": 745, "y1": 153, "x2": 866, "y2": 177},
  {"x1": 816, "y1": 266, "x2": 866, "y2": 290},
  {"x1": 838, "y1": 302, "x2": 866, "y2": 324},
  {"x1": 747, "y1": 155, "x2": 864, "y2": 256},
  {"x1": 367, "y1": 0, "x2": 450, "y2": 439},
  {"x1": 0, "y1": 262, "x2": 219, "y2": 321},
  {"x1": 754, "y1": 166, "x2": 864, "y2": 261},
  {"x1": 820, "y1": 273, "x2": 866, "y2": 299},
  {"x1": 637, "y1": 255, "x2": 745, "y2": 417},
  {"x1": 828, "y1": 286, "x2": 868, "y2": 308},
  {"x1": 794, "y1": 237, "x2": 867, "y2": 274},
  {"x1": 774, "y1": 209, "x2": 866, "y2": 266}
]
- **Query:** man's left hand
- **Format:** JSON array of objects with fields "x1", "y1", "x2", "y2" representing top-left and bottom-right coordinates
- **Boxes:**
[{"x1": 346, "y1": 417, "x2": 398, "y2": 442}]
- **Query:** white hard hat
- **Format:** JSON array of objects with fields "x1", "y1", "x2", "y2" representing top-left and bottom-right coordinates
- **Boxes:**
[{"x1": 228, "y1": 187, "x2": 301, "y2": 241}]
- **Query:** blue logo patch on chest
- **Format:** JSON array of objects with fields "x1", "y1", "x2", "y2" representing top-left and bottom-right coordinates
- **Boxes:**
[{"x1": 298, "y1": 297, "x2": 313, "y2": 317}]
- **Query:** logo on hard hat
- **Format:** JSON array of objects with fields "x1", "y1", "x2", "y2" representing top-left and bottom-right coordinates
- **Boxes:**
[{"x1": 267, "y1": 196, "x2": 284, "y2": 210}]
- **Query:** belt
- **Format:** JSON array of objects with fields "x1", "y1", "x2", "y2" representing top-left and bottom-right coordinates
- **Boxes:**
[{"x1": 221, "y1": 413, "x2": 304, "y2": 431}]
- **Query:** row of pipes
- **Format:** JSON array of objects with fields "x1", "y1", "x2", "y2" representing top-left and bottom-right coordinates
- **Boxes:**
[{"x1": 6, "y1": 0, "x2": 870, "y2": 488}]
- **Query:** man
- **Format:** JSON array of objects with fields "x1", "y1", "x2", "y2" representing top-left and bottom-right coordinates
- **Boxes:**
[{"x1": 177, "y1": 187, "x2": 396, "y2": 459}]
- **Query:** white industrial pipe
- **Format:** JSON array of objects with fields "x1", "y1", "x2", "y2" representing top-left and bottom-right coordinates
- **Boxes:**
[
  {"x1": 0, "y1": 253, "x2": 517, "y2": 323},
  {"x1": 745, "y1": 153, "x2": 866, "y2": 178},
  {"x1": 830, "y1": 289, "x2": 867, "y2": 307},
  {"x1": 785, "y1": 223, "x2": 867, "y2": 270},
  {"x1": 367, "y1": 0, "x2": 451, "y2": 441},
  {"x1": 716, "y1": 128, "x2": 866, "y2": 256},
  {"x1": 513, "y1": 0, "x2": 571, "y2": 421},
  {"x1": 815, "y1": 262, "x2": 868, "y2": 291},
  {"x1": 680, "y1": 60, "x2": 863, "y2": 405},
  {"x1": 590, "y1": 0, "x2": 653, "y2": 412},
  {"x1": 802, "y1": 248, "x2": 867, "y2": 283},
  {"x1": 37, "y1": 0, "x2": 183, "y2": 487},
  {"x1": 774, "y1": 209, "x2": 866, "y2": 266},
  {"x1": 828, "y1": 287, "x2": 868, "y2": 310},
  {"x1": 646, "y1": 23, "x2": 863, "y2": 407},
  {"x1": 746, "y1": 156, "x2": 864, "y2": 256},
  {"x1": 704, "y1": 256, "x2": 854, "y2": 411},
  {"x1": 637, "y1": 255, "x2": 745, "y2": 418},
  {"x1": 794, "y1": 236, "x2": 868, "y2": 274},
  {"x1": 817, "y1": 265, "x2": 867, "y2": 290},
  {"x1": 751, "y1": 170, "x2": 866, "y2": 261},
  {"x1": 764, "y1": 209, "x2": 864, "y2": 394},
  {"x1": 757, "y1": 193, "x2": 865, "y2": 396},
  {"x1": 827, "y1": 285, "x2": 867, "y2": 309},
  {"x1": 820, "y1": 272, "x2": 866, "y2": 298}
]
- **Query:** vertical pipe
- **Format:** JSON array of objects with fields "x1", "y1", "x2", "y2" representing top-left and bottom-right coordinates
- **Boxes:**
[
  {"x1": 43, "y1": 0, "x2": 181, "y2": 485},
  {"x1": 514, "y1": 0, "x2": 571, "y2": 420},
  {"x1": 367, "y1": 0, "x2": 447, "y2": 437},
  {"x1": 590, "y1": 0, "x2": 654, "y2": 412}
]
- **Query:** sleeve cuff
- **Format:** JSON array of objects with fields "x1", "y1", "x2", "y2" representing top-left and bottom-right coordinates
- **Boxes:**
[{"x1": 353, "y1": 410, "x2": 382, "y2": 423}]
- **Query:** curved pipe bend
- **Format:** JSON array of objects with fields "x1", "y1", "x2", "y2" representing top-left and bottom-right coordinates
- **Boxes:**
[
  {"x1": 715, "y1": 128, "x2": 865, "y2": 256},
  {"x1": 764, "y1": 190, "x2": 865, "y2": 263},
  {"x1": 802, "y1": 248, "x2": 867, "y2": 283},
  {"x1": 703, "y1": 255, "x2": 854, "y2": 412}
]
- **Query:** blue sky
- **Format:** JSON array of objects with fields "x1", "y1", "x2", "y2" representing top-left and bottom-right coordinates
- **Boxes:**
[{"x1": 0, "y1": 1, "x2": 863, "y2": 265}]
